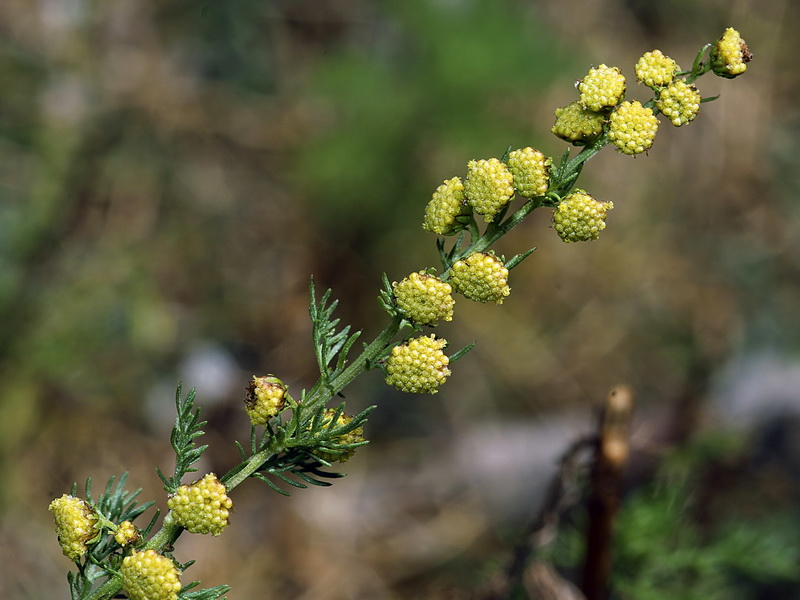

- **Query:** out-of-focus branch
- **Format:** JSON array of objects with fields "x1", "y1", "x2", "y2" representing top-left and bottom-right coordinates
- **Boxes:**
[{"x1": 580, "y1": 385, "x2": 635, "y2": 600}]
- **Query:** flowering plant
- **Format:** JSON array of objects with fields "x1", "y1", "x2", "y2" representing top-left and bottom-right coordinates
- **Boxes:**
[{"x1": 49, "y1": 28, "x2": 751, "y2": 600}]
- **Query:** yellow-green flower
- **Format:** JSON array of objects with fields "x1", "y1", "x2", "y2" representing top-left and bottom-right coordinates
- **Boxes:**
[
  {"x1": 464, "y1": 158, "x2": 515, "y2": 223},
  {"x1": 552, "y1": 101, "x2": 606, "y2": 145},
  {"x1": 114, "y1": 520, "x2": 141, "y2": 547},
  {"x1": 316, "y1": 408, "x2": 365, "y2": 463},
  {"x1": 449, "y1": 253, "x2": 510, "y2": 304},
  {"x1": 167, "y1": 473, "x2": 233, "y2": 536},
  {"x1": 578, "y1": 64, "x2": 626, "y2": 112},
  {"x1": 423, "y1": 177, "x2": 470, "y2": 235},
  {"x1": 553, "y1": 190, "x2": 613, "y2": 243},
  {"x1": 635, "y1": 50, "x2": 679, "y2": 88},
  {"x1": 48, "y1": 495, "x2": 100, "y2": 561},
  {"x1": 507, "y1": 147, "x2": 552, "y2": 198},
  {"x1": 608, "y1": 100, "x2": 659, "y2": 155},
  {"x1": 711, "y1": 27, "x2": 751, "y2": 79},
  {"x1": 121, "y1": 549, "x2": 182, "y2": 600},
  {"x1": 393, "y1": 271, "x2": 454, "y2": 325},
  {"x1": 385, "y1": 335, "x2": 450, "y2": 394},
  {"x1": 244, "y1": 375, "x2": 287, "y2": 425},
  {"x1": 656, "y1": 80, "x2": 701, "y2": 127}
]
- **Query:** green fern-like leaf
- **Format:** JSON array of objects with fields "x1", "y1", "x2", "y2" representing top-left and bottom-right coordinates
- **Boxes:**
[{"x1": 156, "y1": 385, "x2": 209, "y2": 493}]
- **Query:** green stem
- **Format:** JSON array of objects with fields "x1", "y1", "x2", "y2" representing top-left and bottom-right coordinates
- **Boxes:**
[
  {"x1": 222, "y1": 315, "x2": 405, "y2": 493},
  {"x1": 310, "y1": 314, "x2": 405, "y2": 409},
  {"x1": 85, "y1": 576, "x2": 122, "y2": 600}
]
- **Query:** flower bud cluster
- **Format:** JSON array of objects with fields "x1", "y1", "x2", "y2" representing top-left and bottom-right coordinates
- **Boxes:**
[
  {"x1": 464, "y1": 158, "x2": 515, "y2": 223},
  {"x1": 552, "y1": 101, "x2": 605, "y2": 145},
  {"x1": 507, "y1": 147, "x2": 551, "y2": 198},
  {"x1": 48, "y1": 495, "x2": 99, "y2": 561},
  {"x1": 578, "y1": 64, "x2": 626, "y2": 112},
  {"x1": 393, "y1": 271, "x2": 454, "y2": 325},
  {"x1": 450, "y1": 253, "x2": 510, "y2": 304},
  {"x1": 114, "y1": 520, "x2": 141, "y2": 546},
  {"x1": 385, "y1": 335, "x2": 450, "y2": 394},
  {"x1": 553, "y1": 190, "x2": 614, "y2": 243},
  {"x1": 168, "y1": 473, "x2": 233, "y2": 536},
  {"x1": 635, "y1": 50, "x2": 679, "y2": 88},
  {"x1": 244, "y1": 375, "x2": 287, "y2": 425},
  {"x1": 121, "y1": 549, "x2": 182, "y2": 600},
  {"x1": 711, "y1": 27, "x2": 751, "y2": 79},
  {"x1": 656, "y1": 80, "x2": 701, "y2": 127},
  {"x1": 608, "y1": 100, "x2": 659, "y2": 155},
  {"x1": 317, "y1": 408, "x2": 365, "y2": 463},
  {"x1": 423, "y1": 177, "x2": 469, "y2": 235}
]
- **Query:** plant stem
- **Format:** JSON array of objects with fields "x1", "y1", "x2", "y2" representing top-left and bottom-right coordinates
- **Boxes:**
[{"x1": 306, "y1": 314, "x2": 406, "y2": 411}]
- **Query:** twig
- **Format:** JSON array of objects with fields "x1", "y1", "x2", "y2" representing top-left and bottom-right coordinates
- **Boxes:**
[
  {"x1": 580, "y1": 385, "x2": 635, "y2": 600},
  {"x1": 498, "y1": 434, "x2": 597, "y2": 598}
]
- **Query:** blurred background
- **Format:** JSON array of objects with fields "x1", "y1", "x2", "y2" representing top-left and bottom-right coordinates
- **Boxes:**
[{"x1": 1, "y1": 0, "x2": 799, "y2": 598}]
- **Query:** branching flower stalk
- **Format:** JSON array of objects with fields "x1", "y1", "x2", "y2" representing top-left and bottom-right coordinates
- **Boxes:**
[{"x1": 48, "y1": 29, "x2": 751, "y2": 600}]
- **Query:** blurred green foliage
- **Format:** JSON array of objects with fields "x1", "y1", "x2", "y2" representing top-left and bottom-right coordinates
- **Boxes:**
[
  {"x1": 553, "y1": 434, "x2": 800, "y2": 600},
  {"x1": 1, "y1": 0, "x2": 799, "y2": 598}
]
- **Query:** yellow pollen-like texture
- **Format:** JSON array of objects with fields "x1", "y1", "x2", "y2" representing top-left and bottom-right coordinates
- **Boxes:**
[
  {"x1": 167, "y1": 473, "x2": 233, "y2": 536},
  {"x1": 464, "y1": 158, "x2": 514, "y2": 223},
  {"x1": 393, "y1": 271, "x2": 454, "y2": 325},
  {"x1": 711, "y1": 27, "x2": 751, "y2": 79},
  {"x1": 656, "y1": 80, "x2": 701, "y2": 127},
  {"x1": 449, "y1": 253, "x2": 510, "y2": 304},
  {"x1": 423, "y1": 177, "x2": 469, "y2": 235},
  {"x1": 385, "y1": 335, "x2": 450, "y2": 394},
  {"x1": 507, "y1": 147, "x2": 551, "y2": 198},
  {"x1": 121, "y1": 549, "x2": 182, "y2": 600},
  {"x1": 635, "y1": 50, "x2": 679, "y2": 88},
  {"x1": 578, "y1": 64, "x2": 626, "y2": 112},
  {"x1": 608, "y1": 100, "x2": 659, "y2": 155},
  {"x1": 49, "y1": 495, "x2": 99, "y2": 561},
  {"x1": 114, "y1": 520, "x2": 140, "y2": 546},
  {"x1": 244, "y1": 375, "x2": 287, "y2": 425},
  {"x1": 552, "y1": 101, "x2": 605, "y2": 144},
  {"x1": 553, "y1": 190, "x2": 614, "y2": 243}
]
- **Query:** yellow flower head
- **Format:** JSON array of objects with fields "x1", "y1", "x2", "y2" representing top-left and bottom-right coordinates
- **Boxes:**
[
  {"x1": 167, "y1": 473, "x2": 233, "y2": 536},
  {"x1": 49, "y1": 495, "x2": 100, "y2": 561},
  {"x1": 385, "y1": 335, "x2": 450, "y2": 394},
  {"x1": 393, "y1": 271, "x2": 454, "y2": 325},
  {"x1": 578, "y1": 64, "x2": 626, "y2": 112},
  {"x1": 244, "y1": 375, "x2": 287, "y2": 425},
  {"x1": 464, "y1": 158, "x2": 515, "y2": 223},
  {"x1": 121, "y1": 549, "x2": 182, "y2": 600},
  {"x1": 608, "y1": 100, "x2": 659, "y2": 155},
  {"x1": 711, "y1": 27, "x2": 751, "y2": 79}
]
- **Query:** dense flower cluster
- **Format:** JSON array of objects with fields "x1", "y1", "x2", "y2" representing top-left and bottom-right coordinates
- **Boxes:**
[
  {"x1": 507, "y1": 147, "x2": 552, "y2": 198},
  {"x1": 553, "y1": 190, "x2": 614, "y2": 243},
  {"x1": 656, "y1": 80, "x2": 701, "y2": 126},
  {"x1": 464, "y1": 158, "x2": 515, "y2": 222},
  {"x1": 49, "y1": 495, "x2": 99, "y2": 561},
  {"x1": 244, "y1": 375, "x2": 287, "y2": 425},
  {"x1": 578, "y1": 64, "x2": 626, "y2": 112},
  {"x1": 552, "y1": 101, "x2": 605, "y2": 144},
  {"x1": 635, "y1": 50, "x2": 679, "y2": 88},
  {"x1": 385, "y1": 335, "x2": 450, "y2": 394},
  {"x1": 449, "y1": 253, "x2": 510, "y2": 304},
  {"x1": 711, "y1": 27, "x2": 751, "y2": 78},
  {"x1": 608, "y1": 100, "x2": 659, "y2": 155},
  {"x1": 422, "y1": 177, "x2": 469, "y2": 235},
  {"x1": 121, "y1": 550, "x2": 182, "y2": 600},
  {"x1": 114, "y1": 520, "x2": 141, "y2": 546},
  {"x1": 316, "y1": 408, "x2": 365, "y2": 463},
  {"x1": 393, "y1": 271, "x2": 454, "y2": 325},
  {"x1": 168, "y1": 473, "x2": 233, "y2": 536}
]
